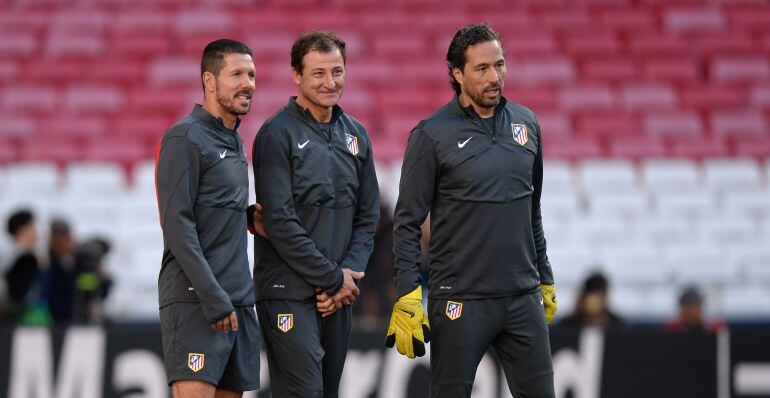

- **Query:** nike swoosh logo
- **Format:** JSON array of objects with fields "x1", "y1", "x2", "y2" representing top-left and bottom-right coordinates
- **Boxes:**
[
  {"x1": 219, "y1": 150, "x2": 227, "y2": 159},
  {"x1": 458, "y1": 137, "x2": 473, "y2": 148},
  {"x1": 540, "y1": 299, "x2": 544, "y2": 305},
  {"x1": 298, "y1": 140, "x2": 310, "y2": 149},
  {"x1": 397, "y1": 309, "x2": 415, "y2": 318}
]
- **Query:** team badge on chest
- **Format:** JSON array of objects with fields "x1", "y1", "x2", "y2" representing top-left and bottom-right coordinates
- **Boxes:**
[
  {"x1": 277, "y1": 313, "x2": 293, "y2": 332},
  {"x1": 445, "y1": 301, "x2": 463, "y2": 320},
  {"x1": 345, "y1": 133, "x2": 359, "y2": 155},
  {"x1": 188, "y1": 353, "x2": 205, "y2": 372},
  {"x1": 511, "y1": 123, "x2": 528, "y2": 146}
]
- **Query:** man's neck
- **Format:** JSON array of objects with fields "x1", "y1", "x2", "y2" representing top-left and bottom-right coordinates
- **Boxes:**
[
  {"x1": 458, "y1": 92, "x2": 494, "y2": 118},
  {"x1": 296, "y1": 95, "x2": 332, "y2": 123},
  {"x1": 202, "y1": 101, "x2": 237, "y2": 130}
]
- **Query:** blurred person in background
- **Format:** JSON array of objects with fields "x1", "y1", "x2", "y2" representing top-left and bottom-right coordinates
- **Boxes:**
[
  {"x1": 41, "y1": 219, "x2": 78, "y2": 323},
  {"x1": 666, "y1": 285, "x2": 725, "y2": 334},
  {"x1": 155, "y1": 39, "x2": 261, "y2": 398},
  {"x1": 556, "y1": 271, "x2": 624, "y2": 330},
  {"x1": 1, "y1": 209, "x2": 41, "y2": 320},
  {"x1": 71, "y1": 237, "x2": 113, "y2": 323},
  {"x1": 251, "y1": 30, "x2": 379, "y2": 398},
  {"x1": 40, "y1": 221, "x2": 114, "y2": 324},
  {"x1": 388, "y1": 23, "x2": 557, "y2": 398}
]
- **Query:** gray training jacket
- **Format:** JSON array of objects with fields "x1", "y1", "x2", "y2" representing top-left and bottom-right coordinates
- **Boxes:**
[
  {"x1": 252, "y1": 97, "x2": 380, "y2": 302},
  {"x1": 393, "y1": 96, "x2": 554, "y2": 300},
  {"x1": 156, "y1": 104, "x2": 255, "y2": 324}
]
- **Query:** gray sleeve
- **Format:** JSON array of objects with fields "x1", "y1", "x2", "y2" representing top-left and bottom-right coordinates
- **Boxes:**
[
  {"x1": 156, "y1": 135, "x2": 233, "y2": 323},
  {"x1": 531, "y1": 122, "x2": 554, "y2": 285},
  {"x1": 340, "y1": 134, "x2": 380, "y2": 273},
  {"x1": 254, "y1": 126, "x2": 344, "y2": 295},
  {"x1": 393, "y1": 128, "x2": 436, "y2": 298}
]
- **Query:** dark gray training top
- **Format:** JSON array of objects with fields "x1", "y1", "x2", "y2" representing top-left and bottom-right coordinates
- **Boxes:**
[
  {"x1": 252, "y1": 97, "x2": 380, "y2": 302},
  {"x1": 156, "y1": 104, "x2": 255, "y2": 324},
  {"x1": 393, "y1": 96, "x2": 554, "y2": 300}
]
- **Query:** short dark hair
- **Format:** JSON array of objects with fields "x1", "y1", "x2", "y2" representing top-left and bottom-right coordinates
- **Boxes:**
[
  {"x1": 200, "y1": 39, "x2": 253, "y2": 88},
  {"x1": 7, "y1": 209, "x2": 34, "y2": 237},
  {"x1": 446, "y1": 23, "x2": 502, "y2": 95},
  {"x1": 291, "y1": 31, "x2": 346, "y2": 74}
]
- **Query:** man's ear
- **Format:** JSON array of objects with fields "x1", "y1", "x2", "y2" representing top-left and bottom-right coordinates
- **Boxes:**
[
  {"x1": 202, "y1": 71, "x2": 216, "y2": 93},
  {"x1": 291, "y1": 67, "x2": 302, "y2": 86},
  {"x1": 451, "y1": 67, "x2": 464, "y2": 89}
]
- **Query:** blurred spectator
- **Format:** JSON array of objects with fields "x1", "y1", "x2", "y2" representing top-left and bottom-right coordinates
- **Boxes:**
[
  {"x1": 1, "y1": 209, "x2": 42, "y2": 320},
  {"x1": 73, "y1": 237, "x2": 113, "y2": 323},
  {"x1": 666, "y1": 286, "x2": 725, "y2": 334},
  {"x1": 41, "y1": 219, "x2": 78, "y2": 323},
  {"x1": 556, "y1": 271, "x2": 625, "y2": 329},
  {"x1": 40, "y1": 219, "x2": 113, "y2": 324}
]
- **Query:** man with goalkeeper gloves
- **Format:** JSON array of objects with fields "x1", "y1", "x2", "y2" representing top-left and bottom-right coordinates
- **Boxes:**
[{"x1": 387, "y1": 23, "x2": 557, "y2": 398}]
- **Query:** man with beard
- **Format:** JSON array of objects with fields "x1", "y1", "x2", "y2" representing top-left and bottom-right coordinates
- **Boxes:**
[
  {"x1": 155, "y1": 39, "x2": 260, "y2": 398},
  {"x1": 386, "y1": 24, "x2": 557, "y2": 397},
  {"x1": 251, "y1": 31, "x2": 379, "y2": 397}
]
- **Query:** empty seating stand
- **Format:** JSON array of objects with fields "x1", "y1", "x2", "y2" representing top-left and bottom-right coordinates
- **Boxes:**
[{"x1": 0, "y1": 0, "x2": 767, "y2": 320}]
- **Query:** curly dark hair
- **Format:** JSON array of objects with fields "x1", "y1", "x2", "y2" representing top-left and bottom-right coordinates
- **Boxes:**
[
  {"x1": 291, "y1": 31, "x2": 347, "y2": 74},
  {"x1": 446, "y1": 23, "x2": 502, "y2": 95}
]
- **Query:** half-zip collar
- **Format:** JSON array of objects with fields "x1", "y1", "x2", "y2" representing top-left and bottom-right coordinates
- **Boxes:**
[
  {"x1": 450, "y1": 95, "x2": 507, "y2": 144},
  {"x1": 286, "y1": 97, "x2": 344, "y2": 150},
  {"x1": 191, "y1": 104, "x2": 242, "y2": 135}
]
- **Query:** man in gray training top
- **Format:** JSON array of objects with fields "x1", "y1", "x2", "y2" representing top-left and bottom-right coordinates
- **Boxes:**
[
  {"x1": 155, "y1": 39, "x2": 260, "y2": 398},
  {"x1": 386, "y1": 23, "x2": 558, "y2": 398},
  {"x1": 252, "y1": 31, "x2": 379, "y2": 397}
]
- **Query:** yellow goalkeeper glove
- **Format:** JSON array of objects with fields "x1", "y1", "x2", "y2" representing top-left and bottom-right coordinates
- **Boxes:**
[
  {"x1": 541, "y1": 284, "x2": 557, "y2": 325},
  {"x1": 385, "y1": 286, "x2": 430, "y2": 358}
]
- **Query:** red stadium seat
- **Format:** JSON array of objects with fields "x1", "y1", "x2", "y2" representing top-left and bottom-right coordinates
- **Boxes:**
[
  {"x1": 621, "y1": 83, "x2": 679, "y2": 110},
  {"x1": 663, "y1": 6, "x2": 728, "y2": 33},
  {"x1": 1, "y1": 85, "x2": 60, "y2": 112},
  {"x1": 173, "y1": 11, "x2": 233, "y2": 35},
  {"x1": 670, "y1": 136, "x2": 730, "y2": 159},
  {"x1": 0, "y1": 141, "x2": 16, "y2": 163},
  {"x1": 558, "y1": 84, "x2": 616, "y2": 110},
  {"x1": 507, "y1": 57, "x2": 577, "y2": 85},
  {"x1": 710, "y1": 111, "x2": 768, "y2": 137},
  {"x1": 148, "y1": 57, "x2": 199, "y2": 87},
  {"x1": 45, "y1": 34, "x2": 104, "y2": 58},
  {"x1": 41, "y1": 116, "x2": 107, "y2": 140},
  {"x1": 609, "y1": 136, "x2": 668, "y2": 159},
  {"x1": 507, "y1": 87, "x2": 559, "y2": 112},
  {"x1": 644, "y1": 58, "x2": 700, "y2": 82},
  {"x1": 750, "y1": 84, "x2": 770, "y2": 109},
  {"x1": 0, "y1": 34, "x2": 37, "y2": 57},
  {"x1": 0, "y1": 61, "x2": 17, "y2": 81},
  {"x1": 543, "y1": 137, "x2": 604, "y2": 160},
  {"x1": 0, "y1": 115, "x2": 37, "y2": 140},
  {"x1": 597, "y1": 9, "x2": 656, "y2": 32},
  {"x1": 734, "y1": 138, "x2": 770, "y2": 158},
  {"x1": 575, "y1": 112, "x2": 641, "y2": 138},
  {"x1": 643, "y1": 111, "x2": 705, "y2": 137},
  {"x1": 682, "y1": 85, "x2": 746, "y2": 109},
  {"x1": 66, "y1": 86, "x2": 124, "y2": 114},
  {"x1": 710, "y1": 56, "x2": 770, "y2": 83},
  {"x1": 112, "y1": 12, "x2": 171, "y2": 35},
  {"x1": 109, "y1": 36, "x2": 171, "y2": 58},
  {"x1": 561, "y1": 31, "x2": 623, "y2": 56},
  {"x1": 628, "y1": 34, "x2": 687, "y2": 57},
  {"x1": 581, "y1": 58, "x2": 640, "y2": 82}
]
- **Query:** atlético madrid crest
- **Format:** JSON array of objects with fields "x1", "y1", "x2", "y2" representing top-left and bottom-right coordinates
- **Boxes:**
[
  {"x1": 511, "y1": 123, "x2": 528, "y2": 146},
  {"x1": 345, "y1": 133, "x2": 359, "y2": 155},
  {"x1": 188, "y1": 353, "x2": 205, "y2": 372},
  {"x1": 446, "y1": 301, "x2": 463, "y2": 320},
  {"x1": 277, "y1": 313, "x2": 293, "y2": 333}
]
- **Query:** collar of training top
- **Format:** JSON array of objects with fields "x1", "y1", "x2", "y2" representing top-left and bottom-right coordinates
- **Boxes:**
[
  {"x1": 451, "y1": 94, "x2": 508, "y2": 119},
  {"x1": 286, "y1": 96, "x2": 344, "y2": 125},
  {"x1": 191, "y1": 104, "x2": 242, "y2": 132}
]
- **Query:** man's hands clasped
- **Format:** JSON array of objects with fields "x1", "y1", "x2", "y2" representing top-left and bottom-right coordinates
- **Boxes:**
[{"x1": 316, "y1": 268, "x2": 365, "y2": 317}]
